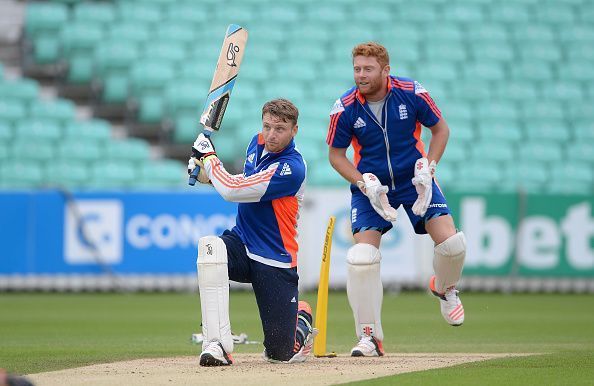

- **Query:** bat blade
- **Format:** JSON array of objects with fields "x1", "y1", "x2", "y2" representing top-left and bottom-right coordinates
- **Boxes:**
[{"x1": 200, "y1": 24, "x2": 248, "y2": 131}]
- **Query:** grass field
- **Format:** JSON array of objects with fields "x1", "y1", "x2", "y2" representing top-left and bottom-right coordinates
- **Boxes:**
[{"x1": 1, "y1": 291, "x2": 593, "y2": 384}]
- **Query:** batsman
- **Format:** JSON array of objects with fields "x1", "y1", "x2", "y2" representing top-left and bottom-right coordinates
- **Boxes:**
[{"x1": 188, "y1": 99, "x2": 316, "y2": 366}]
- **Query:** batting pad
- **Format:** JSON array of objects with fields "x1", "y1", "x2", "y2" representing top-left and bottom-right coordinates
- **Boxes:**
[
  {"x1": 197, "y1": 236, "x2": 233, "y2": 354},
  {"x1": 347, "y1": 243, "x2": 384, "y2": 341},
  {"x1": 433, "y1": 232, "x2": 466, "y2": 293}
]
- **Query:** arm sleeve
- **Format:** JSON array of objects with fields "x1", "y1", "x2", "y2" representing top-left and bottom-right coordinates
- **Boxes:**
[
  {"x1": 414, "y1": 83, "x2": 442, "y2": 128},
  {"x1": 204, "y1": 157, "x2": 304, "y2": 203},
  {"x1": 326, "y1": 99, "x2": 352, "y2": 148}
]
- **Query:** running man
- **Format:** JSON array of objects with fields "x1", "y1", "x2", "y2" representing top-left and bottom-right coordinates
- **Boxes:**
[
  {"x1": 326, "y1": 42, "x2": 466, "y2": 357},
  {"x1": 188, "y1": 98, "x2": 316, "y2": 365}
]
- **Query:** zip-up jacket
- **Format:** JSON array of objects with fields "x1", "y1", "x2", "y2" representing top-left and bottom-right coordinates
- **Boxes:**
[
  {"x1": 326, "y1": 75, "x2": 442, "y2": 194},
  {"x1": 203, "y1": 133, "x2": 306, "y2": 268}
]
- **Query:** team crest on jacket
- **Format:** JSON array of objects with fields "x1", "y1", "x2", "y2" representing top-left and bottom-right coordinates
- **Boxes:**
[
  {"x1": 399, "y1": 104, "x2": 408, "y2": 120},
  {"x1": 280, "y1": 163, "x2": 292, "y2": 176},
  {"x1": 330, "y1": 99, "x2": 345, "y2": 115}
]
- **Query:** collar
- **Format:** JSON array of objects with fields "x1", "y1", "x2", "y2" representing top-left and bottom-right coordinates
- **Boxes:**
[
  {"x1": 355, "y1": 76, "x2": 392, "y2": 104},
  {"x1": 256, "y1": 134, "x2": 295, "y2": 161}
]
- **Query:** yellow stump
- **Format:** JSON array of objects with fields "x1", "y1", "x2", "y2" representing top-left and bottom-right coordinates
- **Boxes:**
[{"x1": 314, "y1": 216, "x2": 337, "y2": 358}]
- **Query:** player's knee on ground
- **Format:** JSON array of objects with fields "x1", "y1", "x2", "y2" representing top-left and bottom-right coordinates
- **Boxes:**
[
  {"x1": 197, "y1": 236, "x2": 233, "y2": 353},
  {"x1": 347, "y1": 243, "x2": 384, "y2": 341},
  {"x1": 433, "y1": 232, "x2": 466, "y2": 293}
]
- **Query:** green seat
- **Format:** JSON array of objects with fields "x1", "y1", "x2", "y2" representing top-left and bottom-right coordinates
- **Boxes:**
[
  {"x1": 178, "y1": 58, "x2": 221, "y2": 83},
  {"x1": 519, "y1": 142, "x2": 563, "y2": 162},
  {"x1": 90, "y1": 161, "x2": 135, "y2": 188},
  {"x1": 61, "y1": 22, "x2": 104, "y2": 59},
  {"x1": 471, "y1": 140, "x2": 515, "y2": 162},
  {"x1": 263, "y1": 81, "x2": 306, "y2": 104},
  {"x1": 280, "y1": 62, "x2": 317, "y2": 81},
  {"x1": 560, "y1": 62, "x2": 594, "y2": 81},
  {"x1": 105, "y1": 139, "x2": 150, "y2": 162},
  {"x1": 442, "y1": 142, "x2": 467, "y2": 162},
  {"x1": 31, "y1": 36, "x2": 60, "y2": 64},
  {"x1": 444, "y1": 4, "x2": 484, "y2": 22},
  {"x1": 237, "y1": 61, "x2": 270, "y2": 82},
  {"x1": 541, "y1": 81, "x2": 583, "y2": 101},
  {"x1": 457, "y1": 161, "x2": 503, "y2": 184},
  {"x1": 285, "y1": 41, "x2": 327, "y2": 62},
  {"x1": 416, "y1": 62, "x2": 459, "y2": 82},
  {"x1": 106, "y1": 22, "x2": 151, "y2": 44},
  {"x1": 567, "y1": 43, "x2": 594, "y2": 61},
  {"x1": 446, "y1": 119, "x2": 475, "y2": 142},
  {"x1": 573, "y1": 121, "x2": 594, "y2": 141},
  {"x1": 466, "y1": 23, "x2": 508, "y2": 43},
  {"x1": 172, "y1": 114, "x2": 200, "y2": 144},
  {"x1": 15, "y1": 119, "x2": 62, "y2": 141},
  {"x1": 11, "y1": 139, "x2": 55, "y2": 161},
  {"x1": 308, "y1": 162, "x2": 348, "y2": 186},
  {"x1": 117, "y1": 2, "x2": 162, "y2": 23},
  {"x1": 260, "y1": 4, "x2": 300, "y2": 22},
  {"x1": 525, "y1": 119, "x2": 570, "y2": 142},
  {"x1": 546, "y1": 181, "x2": 592, "y2": 195},
  {"x1": 163, "y1": 79, "x2": 206, "y2": 119},
  {"x1": 567, "y1": 143, "x2": 594, "y2": 162},
  {"x1": 305, "y1": 4, "x2": 348, "y2": 23},
  {"x1": 24, "y1": 3, "x2": 68, "y2": 39},
  {"x1": 73, "y1": 2, "x2": 116, "y2": 25},
  {"x1": 384, "y1": 42, "x2": 421, "y2": 63},
  {"x1": 0, "y1": 79, "x2": 39, "y2": 104},
  {"x1": 520, "y1": 45, "x2": 562, "y2": 62},
  {"x1": 63, "y1": 120, "x2": 111, "y2": 142},
  {"x1": 502, "y1": 161, "x2": 548, "y2": 191},
  {"x1": 471, "y1": 43, "x2": 514, "y2": 62},
  {"x1": 559, "y1": 25, "x2": 594, "y2": 43},
  {"x1": 423, "y1": 23, "x2": 463, "y2": 42},
  {"x1": 165, "y1": 3, "x2": 208, "y2": 24},
  {"x1": 478, "y1": 102, "x2": 519, "y2": 120},
  {"x1": 511, "y1": 61, "x2": 553, "y2": 81},
  {"x1": 295, "y1": 137, "x2": 325, "y2": 165},
  {"x1": 0, "y1": 143, "x2": 8, "y2": 160},
  {"x1": 65, "y1": 56, "x2": 95, "y2": 84},
  {"x1": 155, "y1": 23, "x2": 195, "y2": 46},
  {"x1": 0, "y1": 160, "x2": 43, "y2": 188},
  {"x1": 28, "y1": 99, "x2": 75, "y2": 125},
  {"x1": 398, "y1": 5, "x2": 438, "y2": 22},
  {"x1": 449, "y1": 79, "x2": 492, "y2": 100},
  {"x1": 514, "y1": 25, "x2": 556, "y2": 43},
  {"x1": 441, "y1": 100, "x2": 472, "y2": 120},
  {"x1": 58, "y1": 139, "x2": 103, "y2": 162},
  {"x1": 247, "y1": 24, "x2": 287, "y2": 44},
  {"x1": 496, "y1": 82, "x2": 538, "y2": 101},
  {"x1": 128, "y1": 60, "x2": 176, "y2": 122},
  {"x1": 100, "y1": 74, "x2": 130, "y2": 104},
  {"x1": 213, "y1": 4, "x2": 254, "y2": 23},
  {"x1": 569, "y1": 102, "x2": 594, "y2": 119},
  {"x1": 0, "y1": 62, "x2": 3, "y2": 79},
  {"x1": 463, "y1": 61, "x2": 505, "y2": 80},
  {"x1": 0, "y1": 100, "x2": 26, "y2": 124},
  {"x1": 425, "y1": 42, "x2": 467, "y2": 62},
  {"x1": 522, "y1": 101, "x2": 565, "y2": 121},
  {"x1": 489, "y1": 3, "x2": 530, "y2": 22},
  {"x1": 0, "y1": 122, "x2": 12, "y2": 142},
  {"x1": 94, "y1": 39, "x2": 140, "y2": 79},
  {"x1": 380, "y1": 24, "x2": 422, "y2": 42},
  {"x1": 550, "y1": 162, "x2": 593, "y2": 185},
  {"x1": 433, "y1": 161, "x2": 456, "y2": 189},
  {"x1": 138, "y1": 160, "x2": 186, "y2": 188},
  {"x1": 537, "y1": 4, "x2": 576, "y2": 24},
  {"x1": 45, "y1": 161, "x2": 88, "y2": 188},
  {"x1": 143, "y1": 40, "x2": 187, "y2": 63},
  {"x1": 478, "y1": 119, "x2": 523, "y2": 141}
]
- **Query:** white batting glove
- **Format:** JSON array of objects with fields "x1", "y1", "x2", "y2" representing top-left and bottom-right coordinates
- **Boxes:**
[
  {"x1": 187, "y1": 157, "x2": 211, "y2": 184},
  {"x1": 411, "y1": 158, "x2": 436, "y2": 217},
  {"x1": 357, "y1": 173, "x2": 398, "y2": 222}
]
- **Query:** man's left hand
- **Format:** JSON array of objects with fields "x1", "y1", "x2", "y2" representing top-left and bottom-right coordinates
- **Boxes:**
[
  {"x1": 411, "y1": 157, "x2": 436, "y2": 217},
  {"x1": 187, "y1": 157, "x2": 211, "y2": 184},
  {"x1": 192, "y1": 133, "x2": 217, "y2": 161}
]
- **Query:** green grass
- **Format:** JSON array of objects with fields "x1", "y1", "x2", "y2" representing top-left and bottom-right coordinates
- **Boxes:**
[{"x1": 1, "y1": 292, "x2": 593, "y2": 384}]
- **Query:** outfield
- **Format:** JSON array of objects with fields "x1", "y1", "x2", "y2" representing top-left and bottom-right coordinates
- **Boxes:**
[{"x1": 1, "y1": 292, "x2": 593, "y2": 384}]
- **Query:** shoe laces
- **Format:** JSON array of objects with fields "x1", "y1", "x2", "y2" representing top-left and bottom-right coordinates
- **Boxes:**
[{"x1": 356, "y1": 335, "x2": 376, "y2": 350}]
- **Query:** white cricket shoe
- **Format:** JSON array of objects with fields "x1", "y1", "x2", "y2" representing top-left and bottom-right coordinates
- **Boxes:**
[
  {"x1": 430, "y1": 275, "x2": 465, "y2": 326},
  {"x1": 350, "y1": 335, "x2": 385, "y2": 357},
  {"x1": 199, "y1": 341, "x2": 234, "y2": 366}
]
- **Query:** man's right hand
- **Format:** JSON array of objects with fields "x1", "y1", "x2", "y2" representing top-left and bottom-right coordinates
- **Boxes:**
[{"x1": 357, "y1": 173, "x2": 397, "y2": 222}]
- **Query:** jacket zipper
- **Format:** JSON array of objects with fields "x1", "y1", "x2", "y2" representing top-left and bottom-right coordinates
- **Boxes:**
[{"x1": 358, "y1": 94, "x2": 396, "y2": 190}]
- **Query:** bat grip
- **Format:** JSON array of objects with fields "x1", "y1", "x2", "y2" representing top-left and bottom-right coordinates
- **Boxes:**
[{"x1": 188, "y1": 129, "x2": 213, "y2": 186}]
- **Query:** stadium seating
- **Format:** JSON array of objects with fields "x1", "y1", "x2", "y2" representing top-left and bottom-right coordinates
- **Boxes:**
[{"x1": 9, "y1": 0, "x2": 594, "y2": 194}]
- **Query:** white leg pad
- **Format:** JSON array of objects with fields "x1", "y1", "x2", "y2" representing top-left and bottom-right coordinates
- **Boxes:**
[
  {"x1": 346, "y1": 243, "x2": 383, "y2": 341},
  {"x1": 197, "y1": 236, "x2": 233, "y2": 354},
  {"x1": 433, "y1": 232, "x2": 466, "y2": 293}
]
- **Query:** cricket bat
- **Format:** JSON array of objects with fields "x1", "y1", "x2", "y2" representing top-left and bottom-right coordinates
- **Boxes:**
[{"x1": 189, "y1": 24, "x2": 248, "y2": 186}]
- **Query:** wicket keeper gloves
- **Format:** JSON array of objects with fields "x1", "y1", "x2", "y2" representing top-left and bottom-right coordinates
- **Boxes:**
[
  {"x1": 187, "y1": 157, "x2": 211, "y2": 184},
  {"x1": 411, "y1": 157, "x2": 436, "y2": 217},
  {"x1": 192, "y1": 133, "x2": 217, "y2": 161},
  {"x1": 357, "y1": 173, "x2": 398, "y2": 222}
]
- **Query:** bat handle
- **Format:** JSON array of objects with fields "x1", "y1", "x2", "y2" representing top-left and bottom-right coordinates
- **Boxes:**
[{"x1": 188, "y1": 129, "x2": 214, "y2": 186}]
